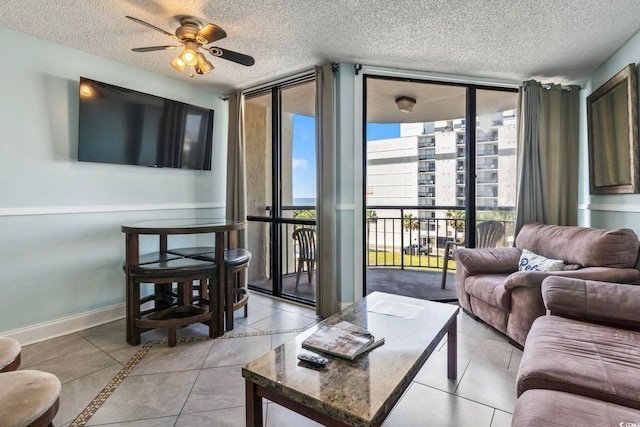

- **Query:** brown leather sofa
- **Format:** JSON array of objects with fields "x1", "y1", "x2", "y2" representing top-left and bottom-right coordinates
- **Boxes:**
[
  {"x1": 453, "y1": 223, "x2": 640, "y2": 346},
  {"x1": 512, "y1": 276, "x2": 640, "y2": 426}
]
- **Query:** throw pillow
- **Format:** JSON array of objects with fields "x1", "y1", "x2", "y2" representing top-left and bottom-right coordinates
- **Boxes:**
[{"x1": 518, "y1": 249, "x2": 564, "y2": 272}]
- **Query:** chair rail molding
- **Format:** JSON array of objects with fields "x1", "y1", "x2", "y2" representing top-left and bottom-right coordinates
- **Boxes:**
[
  {"x1": 579, "y1": 202, "x2": 640, "y2": 213},
  {"x1": 0, "y1": 202, "x2": 223, "y2": 217}
]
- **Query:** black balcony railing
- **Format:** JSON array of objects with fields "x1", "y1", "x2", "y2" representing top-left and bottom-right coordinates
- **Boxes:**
[
  {"x1": 254, "y1": 206, "x2": 514, "y2": 283},
  {"x1": 365, "y1": 206, "x2": 514, "y2": 271}
]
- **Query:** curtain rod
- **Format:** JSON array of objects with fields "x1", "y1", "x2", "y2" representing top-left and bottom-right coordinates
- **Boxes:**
[{"x1": 542, "y1": 84, "x2": 578, "y2": 91}]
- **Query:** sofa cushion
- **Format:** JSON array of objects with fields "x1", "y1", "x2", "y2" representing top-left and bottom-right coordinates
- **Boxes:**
[
  {"x1": 513, "y1": 389, "x2": 640, "y2": 427},
  {"x1": 515, "y1": 223, "x2": 640, "y2": 268},
  {"x1": 518, "y1": 249, "x2": 564, "y2": 272},
  {"x1": 517, "y1": 315, "x2": 640, "y2": 409},
  {"x1": 464, "y1": 274, "x2": 511, "y2": 310}
]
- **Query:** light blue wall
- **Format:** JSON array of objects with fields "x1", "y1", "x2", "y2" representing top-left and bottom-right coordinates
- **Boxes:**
[
  {"x1": 579, "y1": 30, "x2": 640, "y2": 235},
  {"x1": 0, "y1": 27, "x2": 228, "y2": 334}
]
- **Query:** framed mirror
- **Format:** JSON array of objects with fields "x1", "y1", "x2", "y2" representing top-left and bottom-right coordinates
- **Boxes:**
[{"x1": 587, "y1": 63, "x2": 638, "y2": 194}]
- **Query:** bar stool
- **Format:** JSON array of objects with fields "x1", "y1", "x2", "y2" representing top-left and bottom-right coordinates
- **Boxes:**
[
  {"x1": 0, "y1": 370, "x2": 61, "y2": 427},
  {"x1": 126, "y1": 257, "x2": 219, "y2": 346},
  {"x1": 197, "y1": 248, "x2": 251, "y2": 331},
  {"x1": 0, "y1": 336, "x2": 21, "y2": 372}
]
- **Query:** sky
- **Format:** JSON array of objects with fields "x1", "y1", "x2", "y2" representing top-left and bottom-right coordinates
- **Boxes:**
[{"x1": 291, "y1": 115, "x2": 400, "y2": 200}]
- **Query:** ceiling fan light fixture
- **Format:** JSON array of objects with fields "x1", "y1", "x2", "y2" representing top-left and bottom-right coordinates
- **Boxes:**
[
  {"x1": 196, "y1": 52, "x2": 214, "y2": 74},
  {"x1": 396, "y1": 96, "x2": 416, "y2": 113},
  {"x1": 171, "y1": 56, "x2": 187, "y2": 72},
  {"x1": 127, "y1": 15, "x2": 255, "y2": 77},
  {"x1": 180, "y1": 41, "x2": 199, "y2": 66}
]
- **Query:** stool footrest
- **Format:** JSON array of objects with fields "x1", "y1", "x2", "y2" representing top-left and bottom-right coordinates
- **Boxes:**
[{"x1": 135, "y1": 305, "x2": 212, "y2": 329}]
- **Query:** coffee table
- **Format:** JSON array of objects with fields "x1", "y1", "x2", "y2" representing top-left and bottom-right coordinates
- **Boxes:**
[{"x1": 242, "y1": 291, "x2": 459, "y2": 426}]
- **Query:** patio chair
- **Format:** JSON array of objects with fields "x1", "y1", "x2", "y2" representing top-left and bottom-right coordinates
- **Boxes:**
[
  {"x1": 440, "y1": 220, "x2": 505, "y2": 289},
  {"x1": 292, "y1": 227, "x2": 316, "y2": 289}
]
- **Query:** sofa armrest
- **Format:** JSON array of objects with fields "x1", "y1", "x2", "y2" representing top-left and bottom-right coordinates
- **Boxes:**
[
  {"x1": 503, "y1": 267, "x2": 640, "y2": 290},
  {"x1": 453, "y1": 247, "x2": 521, "y2": 276},
  {"x1": 542, "y1": 276, "x2": 640, "y2": 330}
]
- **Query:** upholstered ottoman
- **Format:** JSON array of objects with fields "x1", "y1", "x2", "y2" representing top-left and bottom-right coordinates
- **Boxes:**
[
  {"x1": 517, "y1": 315, "x2": 640, "y2": 409},
  {"x1": 0, "y1": 336, "x2": 21, "y2": 372},
  {"x1": 0, "y1": 370, "x2": 61, "y2": 427},
  {"x1": 513, "y1": 389, "x2": 640, "y2": 426}
]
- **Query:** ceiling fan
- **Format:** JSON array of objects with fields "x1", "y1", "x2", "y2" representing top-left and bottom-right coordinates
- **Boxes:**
[{"x1": 126, "y1": 15, "x2": 255, "y2": 77}]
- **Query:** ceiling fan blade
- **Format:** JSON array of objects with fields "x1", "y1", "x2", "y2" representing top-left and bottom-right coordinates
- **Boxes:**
[
  {"x1": 126, "y1": 15, "x2": 177, "y2": 39},
  {"x1": 132, "y1": 45, "x2": 180, "y2": 52},
  {"x1": 196, "y1": 23, "x2": 227, "y2": 44},
  {"x1": 208, "y1": 47, "x2": 255, "y2": 66}
]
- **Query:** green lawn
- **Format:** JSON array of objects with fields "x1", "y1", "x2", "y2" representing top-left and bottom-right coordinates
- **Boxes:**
[{"x1": 367, "y1": 250, "x2": 456, "y2": 270}]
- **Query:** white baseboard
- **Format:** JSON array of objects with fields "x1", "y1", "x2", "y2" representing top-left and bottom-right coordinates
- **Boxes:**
[{"x1": 3, "y1": 303, "x2": 126, "y2": 346}]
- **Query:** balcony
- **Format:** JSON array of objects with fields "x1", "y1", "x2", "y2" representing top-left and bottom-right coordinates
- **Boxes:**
[
  {"x1": 418, "y1": 140, "x2": 435, "y2": 148},
  {"x1": 477, "y1": 149, "x2": 497, "y2": 156},
  {"x1": 248, "y1": 206, "x2": 514, "y2": 303},
  {"x1": 477, "y1": 132, "x2": 498, "y2": 143},
  {"x1": 419, "y1": 166, "x2": 436, "y2": 173},
  {"x1": 477, "y1": 163, "x2": 498, "y2": 170}
]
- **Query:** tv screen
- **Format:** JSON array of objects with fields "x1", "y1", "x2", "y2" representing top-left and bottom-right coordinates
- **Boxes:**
[{"x1": 78, "y1": 77, "x2": 213, "y2": 170}]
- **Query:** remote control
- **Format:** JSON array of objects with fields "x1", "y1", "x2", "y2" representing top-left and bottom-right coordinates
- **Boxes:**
[{"x1": 297, "y1": 353, "x2": 329, "y2": 366}]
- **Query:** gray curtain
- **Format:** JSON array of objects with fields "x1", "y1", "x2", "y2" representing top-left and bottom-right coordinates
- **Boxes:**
[
  {"x1": 515, "y1": 81, "x2": 580, "y2": 235},
  {"x1": 226, "y1": 89, "x2": 247, "y2": 247},
  {"x1": 315, "y1": 64, "x2": 339, "y2": 318}
]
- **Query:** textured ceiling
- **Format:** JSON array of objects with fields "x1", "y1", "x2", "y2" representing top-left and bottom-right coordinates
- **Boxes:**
[{"x1": 1, "y1": 0, "x2": 639, "y2": 94}]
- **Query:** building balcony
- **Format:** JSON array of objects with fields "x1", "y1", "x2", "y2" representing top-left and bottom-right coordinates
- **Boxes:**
[
  {"x1": 418, "y1": 141, "x2": 435, "y2": 148},
  {"x1": 477, "y1": 150, "x2": 498, "y2": 156},
  {"x1": 477, "y1": 163, "x2": 498, "y2": 170}
]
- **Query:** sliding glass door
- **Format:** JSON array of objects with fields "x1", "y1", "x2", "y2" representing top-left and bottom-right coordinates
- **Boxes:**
[
  {"x1": 363, "y1": 75, "x2": 517, "y2": 294},
  {"x1": 244, "y1": 76, "x2": 317, "y2": 304}
]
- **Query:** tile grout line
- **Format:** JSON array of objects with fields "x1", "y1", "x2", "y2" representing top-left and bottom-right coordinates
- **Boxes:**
[{"x1": 68, "y1": 328, "x2": 309, "y2": 427}]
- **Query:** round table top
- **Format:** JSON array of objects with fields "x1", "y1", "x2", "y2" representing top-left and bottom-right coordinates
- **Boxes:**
[{"x1": 121, "y1": 218, "x2": 246, "y2": 234}]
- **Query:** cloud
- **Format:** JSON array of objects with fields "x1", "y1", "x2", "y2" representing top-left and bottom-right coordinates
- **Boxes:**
[{"x1": 292, "y1": 158, "x2": 308, "y2": 170}]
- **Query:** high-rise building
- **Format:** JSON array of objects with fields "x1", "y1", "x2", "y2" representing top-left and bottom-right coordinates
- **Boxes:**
[{"x1": 366, "y1": 110, "x2": 517, "y2": 253}]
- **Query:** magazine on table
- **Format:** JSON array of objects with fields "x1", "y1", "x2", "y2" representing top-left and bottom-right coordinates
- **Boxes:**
[{"x1": 301, "y1": 321, "x2": 385, "y2": 360}]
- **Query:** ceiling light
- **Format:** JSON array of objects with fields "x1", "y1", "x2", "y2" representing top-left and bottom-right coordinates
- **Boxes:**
[
  {"x1": 396, "y1": 96, "x2": 416, "y2": 113},
  {"x1": 196, "y1": 52, "x2": 214, "y2": 74},
  {"x1": 180, "y1": 41, "x2": 199, "y2": 66},
  {"x1": 170, "y1": 56, "x2": 187, "y2": 72}
]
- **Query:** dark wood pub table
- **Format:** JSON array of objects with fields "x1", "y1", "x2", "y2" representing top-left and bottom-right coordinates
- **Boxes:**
[
  {"x1": 243, "y1": 291, "x2": 459, "y2": 426},
  {"x1": 121, "y1": 218, "x2": 246, "y2": 346}
]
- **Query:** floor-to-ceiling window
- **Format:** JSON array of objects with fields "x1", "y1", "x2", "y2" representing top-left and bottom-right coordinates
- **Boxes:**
[
  {"x1": 244, "y1": 76, "x2": 317, "y2": 304},
  {"x1": 363, "y1": 76, "x2": 517, "y2": 294}
]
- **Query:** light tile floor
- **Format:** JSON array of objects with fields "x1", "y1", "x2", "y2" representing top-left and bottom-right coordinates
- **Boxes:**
[{"x1": 20, "y1": 293, "x2": 521, "y2": 426}]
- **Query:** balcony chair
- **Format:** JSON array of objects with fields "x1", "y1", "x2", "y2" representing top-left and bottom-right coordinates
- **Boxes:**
[
  {"x1": 292, "y1": 227, "x2": 316, "y2": 289},
  {"x1": 440, "y1": 220, "x2": 505, "y2": 289}
]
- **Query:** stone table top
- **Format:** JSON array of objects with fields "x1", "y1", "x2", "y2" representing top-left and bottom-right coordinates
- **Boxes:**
[{"x1": 242, "y1": 292, "x2": 459, "y2": 426}]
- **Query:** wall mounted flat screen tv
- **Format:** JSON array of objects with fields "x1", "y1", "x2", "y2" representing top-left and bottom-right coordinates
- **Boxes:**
[{"x1": 78, "y1": 77, "x2": 213, "y2": 170}]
